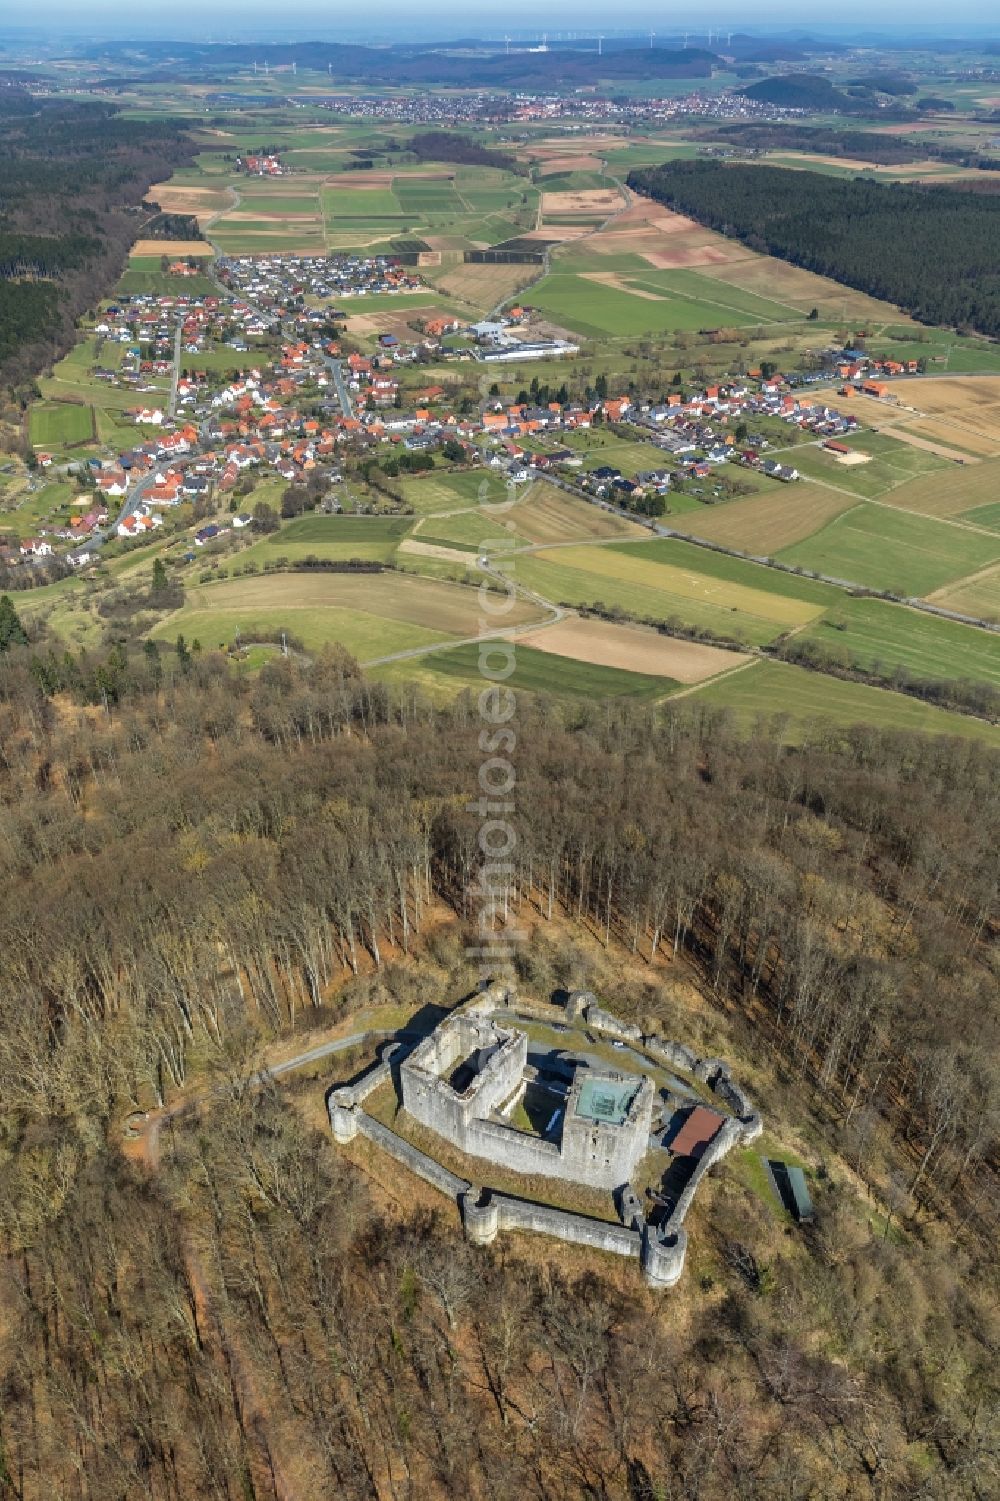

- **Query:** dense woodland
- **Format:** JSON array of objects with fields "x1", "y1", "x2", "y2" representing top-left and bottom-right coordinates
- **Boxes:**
[
  {"x1": 629, "y1": 160, "x2": 1000, "y2": 336},
  {"x1": 0, "y1": 91, "x2": 193, "y2": 396},
  {"x1": 0, "y1": 641, "x2": 994, "y2": 1498},
  {"x1": 695, "y1": 122, "x2": 974, "y2": 167}
]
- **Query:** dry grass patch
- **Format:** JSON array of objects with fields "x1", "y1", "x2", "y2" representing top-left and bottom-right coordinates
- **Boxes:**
[
  {"x1": 183, "y1": 571, "x2": 545, "y2": 636},
  {"x1": 875, "y1": 458, "x2": 1000, "y2": 519},
  {"x1": 926, "y1": 560, "x2": 1000, "y2": 621},
  {"x1": 517, "y1": 616, "x2": 749, "y2": 683},
  {"x1": 130, "y1": 239, "x2": 214, "y2": 257},
  {"x1": 893, "y1": 376, "x2": 1000, "y2": 444},
  {"x1": 432, "y1": 261, "x2": 535, "y2": 307},
  {"x1": 540, "y1": 189, "x2": 622, "y2": 216},
  {"x1": 676, "y1": 484, "x2": 856, "y2": 552},
  {"x1": 513, "y1": 485, "x2": 647, "y2": 545}
]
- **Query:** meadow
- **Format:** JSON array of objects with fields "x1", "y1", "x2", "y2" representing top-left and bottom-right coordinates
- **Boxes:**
[
  {"x1": 526, "y1": 272, "x2": 770, "y2": 339},
  {"x1": 150, "y1": 571, "x2": 546, "y2": 660},
  {"x1": 241, "y1": 515, "x2": 413, "y2": 565},
  {"x1": 793, "y1": 595, "x2": 1000, "y2": 686},
  {"x1": 28, "y1": 403, "x2": 94, "y2": 449},
  {"x1": 513, "y1": 539, "x2": 832, "y2": 647},
  {"x1": 687, "y1": 658, "x2": 1000, "y2": 744},
  {"x1": 777, "y1": 504, "x2": 1000, "y2": 597}
]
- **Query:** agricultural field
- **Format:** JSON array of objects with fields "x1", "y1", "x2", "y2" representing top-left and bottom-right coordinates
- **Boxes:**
[
  {"x1": 927, "y1": 563, "x2": 1000, "y2": 624},
  {"x1": 526, "y1": 270, "x2": 781, "y2": 340},
  {"x1": 687, "y1": 658, "x2": 1000, "y2": 745},
  {"x1": 398, "y1": 468, "x2": 522, "y2": 514},
  {"x1": 515, "y1": 616, "x2": 750, "y2": 684},
  {"x1": 372, "y1": 639, "x2": 680, "y2": 703},
  {"x1": 793, "y1": 596, "x2": 1000, "y2": 687},
  {"x1": 874, "y1": 457, "x2": 1000, "y2": 520},
  {"x1": 148, "y1": 571, "x2": 546, "y2": 659},
  {"x1": 411, "y1": 482, "x2": 645, "y2": 552},
  {"x1": 514, "y1": 538, "x2": 834, "y2": 646},
  {"x1": 241, "y1": 515, "x2": 413, "y2": 565},
  {"x1": 788, "y1": 434, "x2": 949, "y2": 500},
  {"x1": 28, "y1": 402, "x2": 95, "y2": 450},
  {"x1": 777, "y1": 503, "x2": 1000, "y2": 597},
  {"x1": 674, "y1": 482, "x2": 856, "y2": 552}
]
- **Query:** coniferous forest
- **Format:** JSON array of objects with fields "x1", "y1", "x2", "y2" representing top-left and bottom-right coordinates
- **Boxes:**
[
  {"x1": 628, "y1": 160, "x2": 1000, "y2": 336},
  {"x1": 0, "y1": 641, "x2": 994, "y2": 1499}
]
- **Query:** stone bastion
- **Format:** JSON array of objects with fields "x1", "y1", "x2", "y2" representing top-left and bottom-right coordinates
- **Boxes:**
[{"x1": 328, "y1": 983, "x2": 762, "y2": 1290}]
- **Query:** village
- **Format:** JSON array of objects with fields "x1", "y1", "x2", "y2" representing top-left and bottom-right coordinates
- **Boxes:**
[{"x1": 11, "y1": 250, "x2": 930, "y2": 570}]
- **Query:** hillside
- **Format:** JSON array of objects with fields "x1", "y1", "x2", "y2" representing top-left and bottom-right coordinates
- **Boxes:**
[
  {"x1": 628, "y1": 159, "x2": 1000, "y2": 336},
  {"x1": 0, "y1": 643, "x2": 994, "y2": 1497}
]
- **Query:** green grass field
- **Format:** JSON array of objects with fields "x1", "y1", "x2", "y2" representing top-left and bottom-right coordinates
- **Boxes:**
[
  {"x1": 778, "y1": 504, "x2": 1000, "y2": 596},
  {"x1": 513, "y1": 539, "x2": 831, "y2": 647},
  {"x1": 526, "y1": 272, "x2": 768, "y2": 339},
  {"x1": 789, "y1": 436, "x2": 946, "y2": 499},
  {"x1": 794, "y1": 596, "x2": 1000, "y2": 687},
  {"x1": 960, "y1": 502, "x2": 1000, "y2": 533},
  {"x1": 242, "y1": 514, "x2": 413, "y2": 565},
  {"x1": 151, "y1": 602, "x2": 453, "y2": 659},
  {"x1": 28, "y1": 403, "x2": 94, "y2": 449},
  {"x1": 688, "y1": 658, "x2": 999, "y2": 745},
  {"x1": 399, "y1": 469, "x2": 518, "y2": 513}
]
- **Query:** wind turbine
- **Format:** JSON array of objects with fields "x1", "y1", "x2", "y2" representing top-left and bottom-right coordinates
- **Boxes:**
[
  {"x1": 505, "y1": 35, "x2": 510, "y2": 55},
  {"x1": 649, "y1": 29, "x2": 655, "y2": 48},
  {"x1": 727, "y1": 32, "x2": 733, "y2": 47},
  {"x1": 597, "y1": 34, "x2": 603, "y2": 57},
  {"x1": 683, "y1": 31, "x2": 689, "y2": 49}
]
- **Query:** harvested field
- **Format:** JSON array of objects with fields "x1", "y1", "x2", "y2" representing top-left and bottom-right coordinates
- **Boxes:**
[
  {"x1": 875, "y1": 459, "x2": 1000, "y2": 519},
  {"x1": 901, "y1": 420, "x2": 997, "y2": 459},
  {"x1": 511, "y1": 485, "x2": 646, "y2": 544},
  {"x1": 927, "y1": 561, "x2": 1000, "y2": 622},
  {"x1": 432, "y1": 262, "x2": 535, "y2": 307},
  {"x1": 153, "y1": 571, "x2": 546, "y2": 649},
  {"x1": 146, "y1": 182, "x2": 235, "y2": 221},
  {"x1": 344, "y1": 304, "x2": 448, "y2": 340},
  {"x1": 535, "y1": 154, "x2": 606, "y2": 174},
  {"x1": 697, "y1": 257, "x2": 911, "y2": 320},
  {"x1": 676, "y1": 484, "x2": 857, "y2": 552},
  {"x1": 540, "y1": 189, "x2": 621, "y2": 216},
  {"x1": 130, "y1": 239, "x2": 213, "y2": 257},
  {"x1": 397, "y1": 539, "x2": 475, "y2": 565},
  {"x1": 517, "y1": 616, "x2": 749, "y2": 683},
  {"x1": 893, "y1": 376, "x2": 1000, "y2": 443}
]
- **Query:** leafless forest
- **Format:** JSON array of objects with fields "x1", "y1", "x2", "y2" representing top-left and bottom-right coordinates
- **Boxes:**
[{"x1": 0, "y1": 645, "x2": 995, "y2": 1500}]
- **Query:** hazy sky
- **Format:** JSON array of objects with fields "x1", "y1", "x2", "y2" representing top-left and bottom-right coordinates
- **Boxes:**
[{"x1": 1, "y1": 3, "x2": 997, "y2": 41}]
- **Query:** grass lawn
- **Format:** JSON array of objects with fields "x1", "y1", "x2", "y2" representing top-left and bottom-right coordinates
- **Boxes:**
[
  {"x1": 688, "y1": 658, "x2": 1000, "y2": 745},
  {"x1": 778, "y1": 504, "x2": 1000, "y2": 597},
  {"x1": 795, "y1": 596, "x2": 1000, "y2": 687}
]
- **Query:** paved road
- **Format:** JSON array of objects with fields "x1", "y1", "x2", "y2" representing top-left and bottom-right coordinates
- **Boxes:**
[
  {"x1": 322, "y1": 354, "x2": 354, "y2": 419},
  {"x1": 167, "y1": 321, "x2": 182, "y2": 420}
]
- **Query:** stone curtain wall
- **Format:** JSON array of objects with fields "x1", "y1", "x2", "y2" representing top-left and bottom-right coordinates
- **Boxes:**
[{"x1": 328, "y1": 996, "x2": 764, "y2": 1291}]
